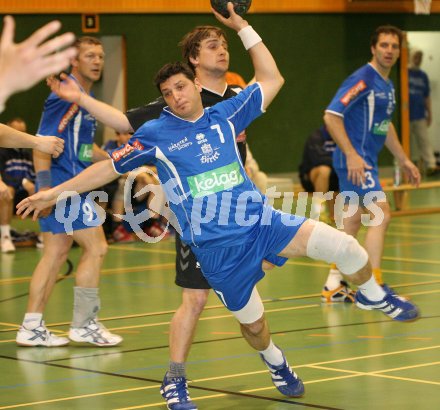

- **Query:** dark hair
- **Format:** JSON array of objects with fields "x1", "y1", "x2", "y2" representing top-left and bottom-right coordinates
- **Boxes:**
[
  {"x1": 370, "y1": 25, "x2": 403, "y2": 48},
  {"x1": 74, "y1": 36, "x2": 103, "y2": 50},
  {"x1": 154, "y1": 62, "x2": 196, "y2": 92},
  {"x1": 179, "y1": 26, "x2": 227, "y2": 70}
]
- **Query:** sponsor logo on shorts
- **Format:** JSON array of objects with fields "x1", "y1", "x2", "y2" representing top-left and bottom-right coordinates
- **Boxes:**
[
  {"x1": 111, "y1": 144, "x2": 134, "y2": 162},
  {"x1": 168, "y1": 136, "x2": 192, "y2": 152},
  {"x1": 373, "y1": 119, "x2": 391, "y2": 135},
  {"x1": 187, "y1": 161, "x2": 244, "y2": 198},
  {"x1": 79, "y1": 144, "x2": 93, "y2": 162},
  {"x1": 340, "y1": 80, "x2": 367, "y2": 106},
  {"x1": 58, "y1": 104, "x2": 79, "y2": 133}
]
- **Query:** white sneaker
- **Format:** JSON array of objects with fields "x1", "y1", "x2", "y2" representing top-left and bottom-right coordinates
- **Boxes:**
[
  {"x1": 1, "y1": 236, "x2": 15, "y2": 253},
  {"x1": 69, "y1": 319, "x2": 123, "y2": 346},
  {"x1": 16, "y1": 321, "x2": 69, "y2": 347}
]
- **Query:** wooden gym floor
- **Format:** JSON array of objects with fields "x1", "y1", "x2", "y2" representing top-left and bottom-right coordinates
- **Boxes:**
[{"x1": 0, "y1": 188, "x2": 439, "y2": 409}]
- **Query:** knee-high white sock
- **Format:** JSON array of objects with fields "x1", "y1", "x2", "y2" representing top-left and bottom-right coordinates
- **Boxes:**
[{"x1": 259, "y1": 340, "x2": 284, "y2": 366}]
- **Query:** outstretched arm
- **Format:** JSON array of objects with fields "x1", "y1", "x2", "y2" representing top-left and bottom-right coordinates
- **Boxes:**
[
  {"x1": 385, "y1": 123, "x2": 420, "y2": 186},
  {"x1": 47, "y1": 73, "x2": 133, "y2": 133},
  {"x1": 0, "y1": 123, "x2": 64, "y2": 157},
  {"x1": 17, "y1": 159, "x2": 119, "y2": 220},
  {"x1": 323, "y1": 112, "x2": 372, "y2": 186},
  {"x1": 213, "y1": 2, "x2": 284, "y2": 110},
  {"x1": 0, "y1": 16, "x2": 76, "y2": 112}
]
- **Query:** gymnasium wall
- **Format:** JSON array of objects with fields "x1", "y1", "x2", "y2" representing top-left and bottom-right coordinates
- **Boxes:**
[{"x1": 2, "y1": 12, "x2": 440, "y2": 172}]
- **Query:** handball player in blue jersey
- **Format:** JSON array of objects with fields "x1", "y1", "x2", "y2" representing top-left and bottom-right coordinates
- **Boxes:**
[
  {"x1": 323, "y1": 25, "x2": 420, "y2": 296},
  {"x1": 16, "y1": 37, "x2": 122, "y2": 348},
  {"x1": 18, "y1": 5, "x2": 420, "y2": 405}
]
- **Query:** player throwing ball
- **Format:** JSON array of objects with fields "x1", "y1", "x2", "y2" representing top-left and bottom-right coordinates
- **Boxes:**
[{"x1": 17, "y1": 4, "x2": 419, "y2": 408}]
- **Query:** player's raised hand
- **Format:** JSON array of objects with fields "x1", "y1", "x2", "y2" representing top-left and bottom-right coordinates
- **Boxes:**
[
  {"x1": 0, "y1": 16, "x2": 77, "y2": 107},
  {"x1": 16, "y1": 188, "x2": 58, "y2": 221},
  {"x1": 212, "y1": 2, "x2": 249, "y2": 32},
  {"x1": 47, "y1": 73, "x2": 82, "y2": 104},
  {"x1": 34, "y1": 136, "x2": 64, "y2": 158}
]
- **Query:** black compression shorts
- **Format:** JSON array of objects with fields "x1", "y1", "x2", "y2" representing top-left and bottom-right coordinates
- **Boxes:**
[{"x1": 174, "y1": 234, "x2": 211, "y2": 289}]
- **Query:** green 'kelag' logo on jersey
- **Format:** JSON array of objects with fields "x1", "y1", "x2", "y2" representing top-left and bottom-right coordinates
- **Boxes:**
[
  {"x1": 79, "y1": 144, "x2": 93, "y2": 162},
  {"x1": 373, "y1": 119, "x2": 391, "y2": 136},
  {"x1": 187, "y1": 162, "x2": 244, "y2": 198}
]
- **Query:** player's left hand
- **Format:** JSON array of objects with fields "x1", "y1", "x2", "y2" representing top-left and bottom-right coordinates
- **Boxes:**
[
  {"x1": 34, "y1": 136, "x2": 64, "y2": 158},
  {"x1": 401, "y1": 158, "x2": 421, "y2": 187},
  {"x1": 212, "y1": 2, "x2": 249, "y2": 32}
]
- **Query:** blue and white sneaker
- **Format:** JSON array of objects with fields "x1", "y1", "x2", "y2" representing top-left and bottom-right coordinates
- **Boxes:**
[
  {"x1": 355, "y1": 286, "x2": 420, "y2": 322},
  {"x1": 16, "y1": 320, "x2": 69, "y2": 347},
  {"x1": 260, "y1": 351, "x2": 304, "y2": 397},
  {"x1": 160, "y1": 374, "x2": 197, "y2": 410}
]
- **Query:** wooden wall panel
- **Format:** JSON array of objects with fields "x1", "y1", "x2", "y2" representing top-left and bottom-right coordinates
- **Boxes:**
[{"x1": 1, "y1": 0, "x2": 439, "y2": 14}]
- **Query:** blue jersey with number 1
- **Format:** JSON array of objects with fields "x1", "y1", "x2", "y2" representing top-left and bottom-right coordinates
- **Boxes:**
[{"x1": 111, "y1": 83, "x2": 275, "y2": 249}]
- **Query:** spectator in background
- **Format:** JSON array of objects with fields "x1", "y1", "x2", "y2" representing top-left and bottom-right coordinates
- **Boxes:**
[
  {"x1": 299, "y1": 126, "x2": 338, "y2": 224},
  {"x1": 0, "y1": 118, "x2": 35, "y2": 252},
  {"x1": 409, "y1": 49, "x2": 440, "y2": 176}
]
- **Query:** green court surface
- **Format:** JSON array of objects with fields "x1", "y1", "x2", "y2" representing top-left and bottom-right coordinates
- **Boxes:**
[{"x1": 1, "y1": 207, "x2": 440, "y2": 409}]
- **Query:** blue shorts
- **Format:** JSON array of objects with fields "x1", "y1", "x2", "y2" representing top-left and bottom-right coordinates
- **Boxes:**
[
  {"x1": 335, "y1": 167, "x2": 383, "y2": 205},
  {"x1": 192, "y1": 207, "x2": 306, "y2": 311},
  {"x1": 39, "y1": 193, "x2": 103, "y2": 234}
]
